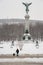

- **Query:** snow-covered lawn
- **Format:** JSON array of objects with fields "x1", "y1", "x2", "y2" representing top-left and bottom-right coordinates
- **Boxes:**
[
  {"x1": 0, "y1": 40, "x2": 43, "y2": 55},
  {"x1": 0, "y1": 40, "x2": 43, "y2": 63}
]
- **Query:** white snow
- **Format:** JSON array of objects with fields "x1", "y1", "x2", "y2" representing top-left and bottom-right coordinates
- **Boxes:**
[
  {"x1": 20, "y1": 41, "x2": 43, "y2": 54},
  {"x1": 0, "y1": 40, "x2": 43, "y2": 63},
  {"x1": 0, "y1": 40, "x2": 43, "y2": 55},
  {"x1": 0, "y1": 58, "x2": 43, "y2": 63}
]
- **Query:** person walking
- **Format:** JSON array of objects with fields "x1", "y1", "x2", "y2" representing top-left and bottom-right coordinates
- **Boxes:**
[{"x1": 16, "y1": 48, "x2": 19, "y2": 56}]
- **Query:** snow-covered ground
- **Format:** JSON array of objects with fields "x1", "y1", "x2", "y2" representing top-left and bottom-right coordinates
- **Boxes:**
[
  {"x1": 0, "y1": 40, "x2": 43, "y2": 63},
  {"x1": 0, "y1": 40, "x2": 43, "y2": 55},
  {"x1": 0, "y1": 58, "x2": 43, "y2": 63},
  {"x1": 20, "y1": 41, "x2": 43, "y2": 54}
]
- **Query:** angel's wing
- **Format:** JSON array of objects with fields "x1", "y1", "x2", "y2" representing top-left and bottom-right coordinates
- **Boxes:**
[
  {"x1": 22, "y1": 2, "x2": 26, "y2": 6},
  {"x1": 28, "y1": 2, "x2": 32, "y2": 6}
]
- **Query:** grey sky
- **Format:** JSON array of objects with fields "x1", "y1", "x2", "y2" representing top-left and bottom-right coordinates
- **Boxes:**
[{"x1": 0, "y1": 0, "x2": 43, "y2": 20}]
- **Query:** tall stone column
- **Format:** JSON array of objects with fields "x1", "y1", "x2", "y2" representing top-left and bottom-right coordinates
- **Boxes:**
[{"x1": 25, "y1": 14, "x2": 30, "y2": 32}]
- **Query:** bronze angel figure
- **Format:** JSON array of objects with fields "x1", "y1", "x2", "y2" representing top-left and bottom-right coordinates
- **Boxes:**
[{"x1": 22, "y1": 2, "x2": 32, "y2": 14}]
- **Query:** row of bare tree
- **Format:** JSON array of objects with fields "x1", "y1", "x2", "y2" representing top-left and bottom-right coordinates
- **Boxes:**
[
  {"x1": 0, "y1": 24, "x2": 24, "y2": 41},
  {"x1": 0, "y1": 22, "x2": 43, "y2": 41},
  {"x1": 29, "y1": 22, "x2": 43, "y2": 41}
]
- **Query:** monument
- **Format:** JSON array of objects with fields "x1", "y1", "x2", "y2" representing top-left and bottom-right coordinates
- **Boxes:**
[{"x1": 22, "y1": 2, "x2": 32, "y2": 41}]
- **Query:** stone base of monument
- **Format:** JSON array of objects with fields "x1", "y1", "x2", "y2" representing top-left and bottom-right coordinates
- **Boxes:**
[{"x1": 23, "y1": 29, "x2": 31, "y2": 41}]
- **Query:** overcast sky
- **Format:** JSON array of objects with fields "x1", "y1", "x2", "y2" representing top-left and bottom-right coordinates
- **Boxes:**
[{"x1": 0, "y1": 0, "x2": 43, "y2": 20}]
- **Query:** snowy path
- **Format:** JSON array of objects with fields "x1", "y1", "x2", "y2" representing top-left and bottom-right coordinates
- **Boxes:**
[{"x1": 0, "y1": 58, "x2": 43, "y2": 63}]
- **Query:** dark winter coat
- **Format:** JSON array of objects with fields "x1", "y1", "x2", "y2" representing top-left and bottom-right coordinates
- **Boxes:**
[{"x1": 16, "y1": 49, "x2": 19, "y2": 54}]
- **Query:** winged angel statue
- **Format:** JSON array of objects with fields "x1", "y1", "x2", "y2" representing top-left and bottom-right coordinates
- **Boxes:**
[{"x1": 22, "y1": 2, "x2": 32, "y2": 14}]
